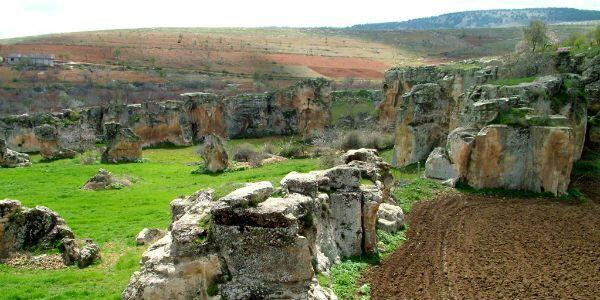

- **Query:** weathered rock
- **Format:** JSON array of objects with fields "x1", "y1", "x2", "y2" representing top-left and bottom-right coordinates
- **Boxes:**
[
  {"x1": 377, "y1": 203, "x2": 405, "y2": 233},
  {"x1": 391, "y1": 83, "x2": 453, "y2": 167},
  {"x1": 34, "y1": 124, "x2": 77, "y2": 160},
  {"x1": 587, "y1": 114, "x2": 600, "y2": 151},
  {"x1": 82, "y1": 169, "x2": 132, "y2": 190},
  {"x1": 200, "y1": 134, "x2": 229, "y2": 173},
  {"x1": 0, "y1": 139, "x2": 31, "y2": 168},
  {"x1": 0, "y1": 200, "x2": 74, "y2": 259},
  {"x1": 61, "y1": 238, "x2": 100, "y2": 268},
  {"x1": 124, "y1": 151, "x2": 396, "y2": 299},
  {"x1": 135, "y1": 228, "x2": 165, "y2": 246},
  {"x1": 101, "y1": 122, "x2": 142, "y2": 163},
  {"x1": 423, "y1": 147, "x2": 459, "y2": 181},
  {"x1": 466, "y1": 125, "x2": 574, "y2": 195}
]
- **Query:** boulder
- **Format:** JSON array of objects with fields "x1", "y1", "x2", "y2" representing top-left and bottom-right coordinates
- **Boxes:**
[
  {"x1": 135, "y1": 228, "x2": 165, "y2": 246},
  {"x1": 61, "y1": 238, "x2": 101, "y2": 268},
  {"x1": 101, "y1": 122, "x2": 142, "y2": 163},
  {"x1": 200, "y1": 134, "x2": 229, "y2": 172},
  {"x1": 82, "y1": 169, "x2": 132, "y2": 190},
  {"x1": 0, "y1": 200, "x2": 74, "y2": 259},
  {"x1": 34, "y1": 124, "x2": 77, "y2": 160},
  {"x1": 377, "y1": 203, "x2": 405, "y2": 233},
  {"x1": 423, "y1": 147, "x2": 459, "y2": 181},
  {"x1": 281, "y1": 172, "x2": 318, "y2": 197},
  {"x1": 0, "y1": 139, "x2": 31, "y2": 168}
]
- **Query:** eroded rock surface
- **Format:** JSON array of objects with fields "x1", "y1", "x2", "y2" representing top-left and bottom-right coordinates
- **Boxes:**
[
  {"x1": 101, "y1": 122, "x2": 142, "y2": 163},
  {"x1": 135, "y1": 228, "x2": 165, "y2": 246},
  {"x1": 34, "y1": 124, "x2": 77, "y2": 160},
  {"x1": 82, "y1": 169, "x2": 132, "y2": 190},
  {"x1": 124, "y1": 150, "x2": 401, "y2": 299},
  {"x1": 0, "y1": 139, "x2": 31, "y2": 168},
  {"x1": 200, "y1": 134, "x2": 229, "y2": 173}
]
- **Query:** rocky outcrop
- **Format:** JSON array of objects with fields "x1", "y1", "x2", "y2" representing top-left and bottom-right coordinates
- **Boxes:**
[
  {"x1": 200, "y1": 134, "x2": 229, "y2": 173},
  {"x1": 1, "y1": 79, "x2": 332, "y2": 152},
  {"x1": 0, "y1": 138, "x2": 31, "y2": 168},
  {"x1": 82, "y1": 169, "x2": 132, "y2": 190},
  {"x1": 101, "y1": 123, "x2": 142, "y2": 163},
  {"x1": 377, "y1": 203, "x2": 404, "y2": 233},
  {"x1": 124, "y1": 150, "x2": 400, "y2": 299},
  {"x1": 0, "y1": 200, "x2": 71, "y2": 256},
  {"x1": 135, "y1": 228, "x2": 165, "y2": 246},
  {"x1": 34, "y1": 124, "x2": 77, "y2": 160}
]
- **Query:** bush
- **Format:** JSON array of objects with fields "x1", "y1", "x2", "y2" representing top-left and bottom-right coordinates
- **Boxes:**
[
  {"x1": 79, "y1": 150, "x2": 100, "y2": 165},
  {"x1": 319, "y1": 150, "x2": 338, "y2": 169},
  {"x1": 339, "y1": 131, "x2": 362, "y2": 151},
  {"x1": 278, "y1": 142, "x2": 305, "y2": 158},
  {"x1": 232, "y1": 143, "x2": 259, "y2": 162},
  {"x1": 262, "y1": 142, "x2": 276, "y2": 155}
]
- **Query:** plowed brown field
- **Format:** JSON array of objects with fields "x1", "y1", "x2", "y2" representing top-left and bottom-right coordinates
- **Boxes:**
[{"x1": 366, "y1": 177, "x2": 600, "y2": 299}]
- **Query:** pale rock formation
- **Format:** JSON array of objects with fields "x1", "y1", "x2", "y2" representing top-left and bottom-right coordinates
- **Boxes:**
[
  {"x1": 0, "y1": 138, "x2": 31, "y2": 168},
  {"x1": 101, "y1": 122, "x2": 142, "y2": 163},
  {"x1": 124, "y1": 150, "x2": 400, "y2": 299},
  {"x1": 34, "y1": 124, "x2": 77, "y2": 160},
  {"x1": 200, "y1": 134, "x2": 229, "y2": 173},
  {"x1": 377, "y1": 203, "x2": 405, "y2": 233},
  {"x1": 61, "y1": 238, "x2": 101, "y2": 268}
]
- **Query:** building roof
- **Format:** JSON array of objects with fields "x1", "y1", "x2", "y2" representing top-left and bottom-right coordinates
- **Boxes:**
[{"x1": 7, "y1": 53, "x2": 55, "y2": 59}]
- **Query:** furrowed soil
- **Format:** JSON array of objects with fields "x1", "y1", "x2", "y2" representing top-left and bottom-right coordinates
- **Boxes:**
[{"x1": 365, "y1": 183, "x2": 600, "y2": 299}]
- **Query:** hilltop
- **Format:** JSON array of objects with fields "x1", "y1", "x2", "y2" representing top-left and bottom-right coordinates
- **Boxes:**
[{"x1": 351, "y1": 8, "x2": 600, "y2": 30}]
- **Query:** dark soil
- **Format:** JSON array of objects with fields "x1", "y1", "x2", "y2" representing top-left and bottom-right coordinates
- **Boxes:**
[{"x1": 365, "y1": 186, "x2": 600, "y2": 299}]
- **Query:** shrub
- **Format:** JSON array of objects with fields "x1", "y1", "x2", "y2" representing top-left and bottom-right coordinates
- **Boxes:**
[
  {"x1": 262, "y1": 142, "x2": 277, "y2": 155},
  {"x1": 278, "y1": 142, "x2": 305, "y2": 158},
  {"x1": 319, "y1": 150, "x2": 338, "y2": 169},
  {"x1": 79, "y1": 150, "x2": 100, "y2": 165},
  {"x1": 339, "y1": 131, "x2": 362, "y2": 151},
  {"x1": 232, "y1": 143, "x2": 259, "y2": 162}
]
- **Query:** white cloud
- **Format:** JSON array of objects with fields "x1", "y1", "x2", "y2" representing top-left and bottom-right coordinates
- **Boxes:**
[{"x1": 0, "y1": 0, "x2": 598, "y2": 38}]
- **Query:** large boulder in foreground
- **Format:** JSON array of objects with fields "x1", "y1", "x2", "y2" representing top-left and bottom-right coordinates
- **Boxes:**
[
  {"x1": 124, "y1": 150, "x2": 401, "y2": 299},
  {"x1": 0, "y1": 139, "x2": 31, "y2": 168},
  {"x1": 0, "y1": 200, "x2": 73, "y2": 258},
  {"x1": 200, "y1": 134, "x2": 229, "y2": 173},
  {"x1": 101, "y1": 122, "x2": 142, "y2": 163}
]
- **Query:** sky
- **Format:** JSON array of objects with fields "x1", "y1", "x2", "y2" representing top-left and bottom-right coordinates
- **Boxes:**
[{"x1": 1, "y1": 0, "x2": 599, "y2": 39}]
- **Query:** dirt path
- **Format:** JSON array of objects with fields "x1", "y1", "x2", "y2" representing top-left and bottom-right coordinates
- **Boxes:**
[{"x1": 365, "y1": 180, "x2": 600, "y2": 299}]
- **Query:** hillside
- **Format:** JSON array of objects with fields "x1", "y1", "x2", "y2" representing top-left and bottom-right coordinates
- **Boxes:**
[{"x1": 351, "y1": 8, "x2": 600, "y2": 30}]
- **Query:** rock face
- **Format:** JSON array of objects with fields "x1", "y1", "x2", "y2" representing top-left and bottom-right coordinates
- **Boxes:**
[
  {"x1": 101, "y1": 123, "x2": 142, "y2": 163},
  {"x1": 82, "y1": 169, "x2": 132, "y2": 190},
  {"x1": 34, "y1": 124, "x2": 77, "y2": 160},
  {"x1": 124, "y1": 150, "x2": 400, "y2": 299},
  {"x1": 200, "y1": 134, "x2": 229, "y2": 173},
  {"x1": 0, "y1": 139, "x2": 31, "y2": 168},
  {"x1": 0, "y1": 200, "x2": 73, "y2": 259},
  {"x1": 1, "y1": 79, "x2": 332, "y2": 152}
]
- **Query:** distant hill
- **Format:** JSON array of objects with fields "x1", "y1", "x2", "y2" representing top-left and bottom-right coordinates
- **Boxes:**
[{"x1": 350, "y1": 8, "x2": 600, "y2": 30}]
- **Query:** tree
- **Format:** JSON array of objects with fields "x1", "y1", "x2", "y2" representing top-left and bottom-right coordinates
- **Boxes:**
[
  {"x1": 592, "y1": 25, "x2": 600, "y2": 46},
  {"x1": 522, "y1": 20, "x2": 549, "y2": 52}
]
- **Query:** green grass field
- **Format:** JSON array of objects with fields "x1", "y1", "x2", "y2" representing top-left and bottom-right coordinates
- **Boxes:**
[
  {"x1": 0, "y1": 138, "x2": 319, "y2": 300},
  {"x1": 0, "y1": 142, "x2": 445, "y2": 299}
]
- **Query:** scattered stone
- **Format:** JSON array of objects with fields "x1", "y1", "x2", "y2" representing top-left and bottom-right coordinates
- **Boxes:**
[
  {"x1": 135, "y1": 228, "x2": 165, "y2": 246},
  {"x1": 1, "y1": 253, "x2": 66, "y2": 270},
  {"x1": 82, "y1": 169, "x2": 132, "y2": 190},
  {"x1": 377, "y1": 203, "x2": 405, "y2": 234},
  {"x1": 101, "y1": 122, "x2": 142, "y2": 163},
  {"x1": 0, "y1": 139, "x2": 31, "y2": 168},
  {"x1": 200, "y1": 134, "x2": 229, "y2": 173}
]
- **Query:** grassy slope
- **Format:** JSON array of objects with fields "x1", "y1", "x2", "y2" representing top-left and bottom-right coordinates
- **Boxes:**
[{"x1": 0, "y1": 138, "x2": 318, "y2": 299}]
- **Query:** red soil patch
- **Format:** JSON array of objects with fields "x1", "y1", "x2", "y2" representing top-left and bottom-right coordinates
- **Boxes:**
[
  {"x1": 365, "y1": 189, "x2": 600, "y2": 299},
  {"x1": 264, "y1": 53, "x2": 388, "y2": 79}
]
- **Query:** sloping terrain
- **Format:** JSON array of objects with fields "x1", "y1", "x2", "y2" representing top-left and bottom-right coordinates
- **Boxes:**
[
  {"x1": 351, "y1": 8, "x2": 600, "y2": 30},
  {"x1": 365, "y1": 184, "x2": 600, "y2": 299}
]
